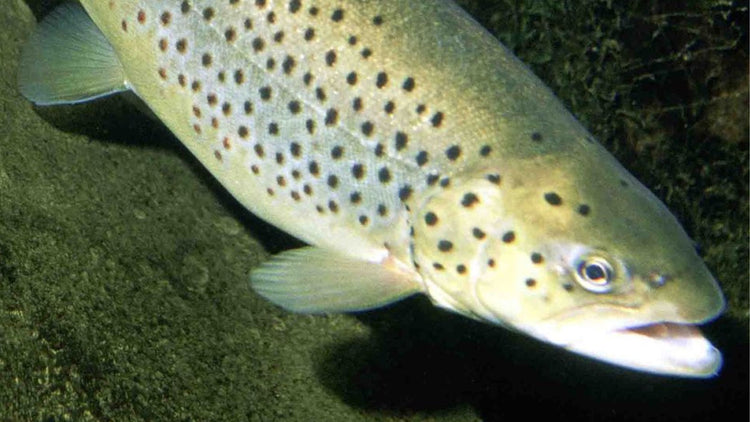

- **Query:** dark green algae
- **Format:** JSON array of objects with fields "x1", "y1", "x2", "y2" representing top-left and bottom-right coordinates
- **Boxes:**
[{"x1": 0, "y1": 0, "x2": 746, "y2": 421}]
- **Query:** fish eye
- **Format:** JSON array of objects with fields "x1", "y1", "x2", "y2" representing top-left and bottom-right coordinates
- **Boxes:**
[{"x1": 574, "y1": 255, "x2": 615, "y2": 293}]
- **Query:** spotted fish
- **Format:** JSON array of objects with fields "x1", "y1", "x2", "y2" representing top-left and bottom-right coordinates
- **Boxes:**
[{"x1": 19, "y1": 0, "x2": 725, "y2": 377}]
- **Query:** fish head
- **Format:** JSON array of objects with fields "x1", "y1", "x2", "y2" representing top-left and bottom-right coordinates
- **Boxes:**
[{"x1": 411, "y1": 147, "x2": 725, "y2": 377}]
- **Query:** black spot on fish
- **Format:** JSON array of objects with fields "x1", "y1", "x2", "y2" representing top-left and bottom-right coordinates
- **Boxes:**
[
  {"x1": 290, "y1": 142, "x2": 301, "y2": 157},
  {"x1": 415, "y1": 151, "x2": 428, "y2": 167},
  {"x1": 259, "y1": 86, "x2": 272, "y2": 101},
  {"x1": 327, "y1": 175, "x2": 339, "y2": 189},
  {"x1": 544, "y1": 192, "x2": 562, "y2": 206},
  {"x1": 531, "y1": 132, "x2": 543, "y2": 142},
  {"x1": 577, "y1": 204, "x2": 591, "y2": 216},
  {"x1": 303, "y1": 28, "x2": 315, "y2": 41},
  {"x1": 395, "y1": 132, "x2": 408, "y2": 150},
  {"x1": 308, "y1": 161, "x2": 320, "y2": 176},
  {"x1": 431, "y1": 112, "x2": 444, "y2": 128},
  {"x1": 325, "y1": 108, "x2": 338, "y2": 126},
  {"x1": 160, "y1": 11, "x2": 172, "y2": 26},
  {"x1": 502, "y1": 231, "x2": 515, "y2": 243},
  {"x1": 486, "y1": 174, "x2": 501, "y2": 184},
  {"x1": 351, "y1": 163, "x2": 365, "y2": 179},
  {"x1": 472, "y1": 227, "x2": 485, "y2": 239},
  {"x1": 402, "y1": 77, "x2": 415, "y2": 92},
  {"x1": 376, "y1": 72, "x2": 388, "y2": 88},
  {"x1": 346, "y1": 72, "x2": 358, "y2": 85},
  {"x1": 445, "y1": 145, "x2": 461, "y2": 161},
  {"x1": 252, "y1": 37, "x2": 265, "y2": 52},
  {"x1": 253, "y1": 144, "x2": 264, "y2": 158},
  {"x1": 424, "y1": 212, "x2": 438, "y2": 226},
  {"x1": 461, "y1": 193, "x2": 479, "y2": 207},
  {"x1": 352, "y1": 97, "x2": 363, "y2": 112},
  {"x1": 175, "y1": 38, "x2": 187, "y2": 54},
  {"x1": 531, "y1": 253, "x2": 544, "y2": 264},
  {"x1": 377, "y1": 204, "x2": 388, "y2": 216},
  {"x1": 331, "y1": 8, "x2": 344, "y2": 22},
  {"x1": 437, "y1": 240, "x2": 453, "y2": 252},
  {"x1": 378, "y1": 167, "x2": 391, "y2": 184},
  {"x1": 288, "y1": 0, "x2": 301, "y2": 14},
  {"x1": 398, "y1": 185, "x2": 413, "y2": 201},
  {"x1": 282, "y1": 56, "x2": 296, "y2": 74},
  {"x1": 325, "y1": 50, "x2": 337, "y2": 66},
  {"x1": 225, "y1": 27, "x2": 237, "y2": 43},
  {"x1": 361, "y1": 121, "x2": 374, "y2": 137},
  {"x1": 234, "y1": 69, "x2": 245, "y2": 84},
  {"x1": 288, "y1": 100, "x2": 301, "y2": 114}
]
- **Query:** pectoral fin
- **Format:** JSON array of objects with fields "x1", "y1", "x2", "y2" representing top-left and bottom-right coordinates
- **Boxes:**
[
  {"x1": 251, "y1": 247, "x2": 421, "y2": 313},
  {"x1": 18, "y1": 3, "x2": 127, "y2": 105}
]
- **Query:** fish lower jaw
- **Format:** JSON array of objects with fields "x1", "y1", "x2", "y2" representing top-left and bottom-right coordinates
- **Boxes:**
[{"x1": 555, "y1": 322, "x2": 722, "y2": 378}]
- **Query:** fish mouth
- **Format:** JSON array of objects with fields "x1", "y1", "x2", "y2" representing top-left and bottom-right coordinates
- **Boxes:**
[{"x1": 556, "y1": 321, "x2": 722, "y2": 377}]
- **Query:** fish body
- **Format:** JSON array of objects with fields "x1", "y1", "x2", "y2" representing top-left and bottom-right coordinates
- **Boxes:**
[{"x1": 19, "y1": 0, "x2": 725, "y2": 377}]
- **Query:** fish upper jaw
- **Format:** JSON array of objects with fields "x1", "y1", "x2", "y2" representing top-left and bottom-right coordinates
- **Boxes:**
[
  {"x1": 559, "y1": 322, "x2": 721, "y2": 378},
  {"x1": 516, "y1": 303, "x2": 724, "y2": 378}
]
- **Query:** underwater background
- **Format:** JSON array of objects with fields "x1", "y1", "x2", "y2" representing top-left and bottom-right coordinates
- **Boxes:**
[{"x1": 0, "y1": 0, "x2": 747, "y2": 421}]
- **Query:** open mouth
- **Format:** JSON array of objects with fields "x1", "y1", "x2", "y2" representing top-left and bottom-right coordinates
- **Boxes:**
[{"x1": 562, "y1": 322, "x2": 722, "y2": 377}]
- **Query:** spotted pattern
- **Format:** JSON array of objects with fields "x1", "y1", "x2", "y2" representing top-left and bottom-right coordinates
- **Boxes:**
[
  {"x1": 113, "y1": 0, "x2": 606, "y2": 297},
  {"x1": 123, "y1": 0, "x2": 487, "y2": 240}
]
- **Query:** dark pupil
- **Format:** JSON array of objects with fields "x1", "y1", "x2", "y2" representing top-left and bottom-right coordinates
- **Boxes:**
[{"x1": 585, "y1": 264, "x2": 606, "y2": 282}]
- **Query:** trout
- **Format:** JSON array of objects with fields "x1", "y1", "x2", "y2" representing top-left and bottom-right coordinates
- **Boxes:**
[{"x1": 19, "y1": 0, "x2": 725, "y2": 377}]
